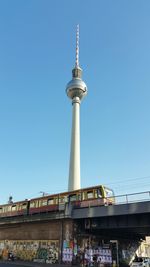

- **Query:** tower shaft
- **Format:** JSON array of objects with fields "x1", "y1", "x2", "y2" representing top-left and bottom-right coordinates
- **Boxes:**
[{"x1": 68, "y1": 97, "x2": 81, "y2": 191}]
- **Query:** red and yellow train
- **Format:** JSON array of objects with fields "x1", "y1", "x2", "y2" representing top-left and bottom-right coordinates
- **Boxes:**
[{"x1": 0, "y1": 185, "x2": 115, "y2": 218}]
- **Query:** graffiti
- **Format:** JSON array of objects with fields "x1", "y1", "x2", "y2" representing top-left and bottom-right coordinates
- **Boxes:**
[
  {"x1": 65, "y1": 223, "x2": 72, "y2": 241},
  {"x1": 0, "y1": 240, "x2": 59, "y2": 263},
  {"x1": 46, "y1": 244, "x2": 59, "y2": 264},
  {"x1": 120, "y1": 240, "x2": 139, "y2": 264},
  {"x1": 36, "y1": 248, "x2": 47, "y2": 260}
]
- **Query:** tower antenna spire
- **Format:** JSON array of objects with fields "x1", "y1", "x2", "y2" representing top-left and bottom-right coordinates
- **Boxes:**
[{"x1": 75, "y1": 24, "x2": 79, "y2": 68}]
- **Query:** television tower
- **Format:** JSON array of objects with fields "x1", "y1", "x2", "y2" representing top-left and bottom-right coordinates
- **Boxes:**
[{"x1": 66, "y1": 25, "x2": 88, "y2": 191}]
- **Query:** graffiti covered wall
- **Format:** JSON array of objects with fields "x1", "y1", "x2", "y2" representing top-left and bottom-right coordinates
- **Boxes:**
[
  {"x1": 118, "y1": 240, "x2": 150, "y2": 266},
  {"x1": 0, "y1": 240, "x2": 59, "y2": 263}
]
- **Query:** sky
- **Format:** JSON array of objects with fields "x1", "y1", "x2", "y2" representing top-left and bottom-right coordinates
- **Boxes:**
[{"x1": 0, "y1": 0, "x2": 150, "y2": 204}]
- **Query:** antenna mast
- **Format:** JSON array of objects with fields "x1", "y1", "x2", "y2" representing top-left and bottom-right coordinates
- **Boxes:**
[{"x1": 75, "y1": 24, "x2": 79, "y2": 68}]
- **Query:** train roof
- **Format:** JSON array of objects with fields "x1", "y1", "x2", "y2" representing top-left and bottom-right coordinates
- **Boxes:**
[
  {"x1": 21, "y1": 184, "x2": 113, "y2": 201},
  {"x1": 29, "y1": 184, "x2": 102, "y2": 201},
  {"x1": 0, "y1": 199, "x2": 28, "y2": 208}
]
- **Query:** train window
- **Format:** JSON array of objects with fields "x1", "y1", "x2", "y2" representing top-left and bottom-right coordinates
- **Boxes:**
[
  {"x1": 105, "y1": 188, "x2": 114, "y2": 197},
  {"x1": 59, "y1": 197, "x2": 64, "y2": 204},
  {"x1": 12, "y1": 205, "x2": 17, "y2": 211},
  {"x1": 30, "y1": 201, "x2": 35, "y2": 208},
  {"x1": 42, "y1": 200, "x2": 47, "y2": 206},
  {"x1": 7, "y1": 206, "x2": 11, "y2": 211},
  {"x1": 55, "y1": 197, "x2": 58, "y2": 204},
  {"x1": 4, "y1": 206, "x2": 10, "y2": 212},
  {"x1": 3, "y1": 207, "x2": 5, "y2": 213},
  {"x1": 38, "y1": 200, "x2": 42, "y2": 207},
  {"x1": 18, "y1": 204, "x2": 26, "y2": 211},
  {"x1": 0, "y1": 208, "x2": 2, "y2": 213},
  {"x1": 17, "y1": 205, "x2": 21, "y2": 211},
  {"x1": 82, "y1": 192, "x2": 86, "y2": 200},
  {"x1": 22, "y1": 203, "x2": 27, "y2": 209},
  {"x1": 4, "y1": 206, "x2": 9, "y2": 212},
  {"x1": 38, "y1": 199, "x2": 47, "y2": 206},
  {"x1": 47, "y1": 198, "x2": 54, "y2": 205},
  {"x1": 69, "y1": 194, "x2": 77, "y2": 202},
  {"x1": 35, "y1": 200, "x2": 39, "y2": 207},
  {"x1": 87, "y1": 191, "x2": 93, "y2": 199}
]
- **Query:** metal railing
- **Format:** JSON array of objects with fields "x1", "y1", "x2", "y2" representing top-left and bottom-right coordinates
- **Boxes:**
[
  {"x1": 113, "y1": 190, "x2": 150, "y2": 205},
  {"x1": 72, "y1": 191, "x2": 150, "y2": 210}
]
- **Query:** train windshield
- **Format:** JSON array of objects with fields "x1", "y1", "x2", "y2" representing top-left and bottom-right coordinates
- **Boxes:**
[{"x1": 104, "y1": 187, "x2": 114, "y2": 198}]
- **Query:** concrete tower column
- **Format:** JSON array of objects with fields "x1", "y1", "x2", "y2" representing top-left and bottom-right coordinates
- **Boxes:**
[
  {"x1": 68, "y1": 97, "x2": 81, "y2": 190},
  {"x1": 66, "y1": 25, "x2": 88, "y2": 191}
]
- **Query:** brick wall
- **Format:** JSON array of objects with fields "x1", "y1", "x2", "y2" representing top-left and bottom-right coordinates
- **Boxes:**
[{"x1": 0, "y1": 219, "x2": 72, "y2": 240}]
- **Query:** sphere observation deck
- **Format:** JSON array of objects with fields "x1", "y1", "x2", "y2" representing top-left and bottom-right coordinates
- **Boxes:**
[{"x1": 66, "y1": 67, "x2": 87, "y2": 101}]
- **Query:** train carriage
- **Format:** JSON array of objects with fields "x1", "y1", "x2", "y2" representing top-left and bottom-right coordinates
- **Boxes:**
[
  {"x1": 0, "y1": 200, "x2": 29, "y2": 218},
  {"x1": 68, "y1": 185, "x2": 115, "y2": 208},
  {"x1": 0, "y1": 185, "x2": 115, "y2": 218},
  {"x1": 29, "y1": 194, "x2": 59, "y2": 215}
]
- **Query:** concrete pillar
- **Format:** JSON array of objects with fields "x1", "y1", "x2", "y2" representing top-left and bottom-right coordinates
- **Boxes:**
[{"x1": 68, "y1": 97, "x2": 81, "y2": 191}]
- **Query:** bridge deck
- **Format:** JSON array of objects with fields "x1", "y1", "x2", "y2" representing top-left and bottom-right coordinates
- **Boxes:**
[{"x1": 72, "y1": 200, "x2": 150, "y2": 218}]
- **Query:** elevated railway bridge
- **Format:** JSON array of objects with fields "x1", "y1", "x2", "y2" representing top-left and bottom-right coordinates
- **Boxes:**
[
  {"x1": 72, "y1": 191, "x2": 150, "y2": 239},
  {"x1": 0, "y1": 191, "x2": 150, "y2": 239},
  {"x1": 0, "y1": 191, "x2": 150, "y2": 265}
]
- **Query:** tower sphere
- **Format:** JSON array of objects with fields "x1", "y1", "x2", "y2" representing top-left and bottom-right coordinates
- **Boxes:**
[{"x1": 66, "y1": 69, "x2": 87, "y2": 101}]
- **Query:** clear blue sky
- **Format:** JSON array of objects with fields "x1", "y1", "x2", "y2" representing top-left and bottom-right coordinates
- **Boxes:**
[{"x1": 0, "y1": 0, "x2": 150, "y2": 204}]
